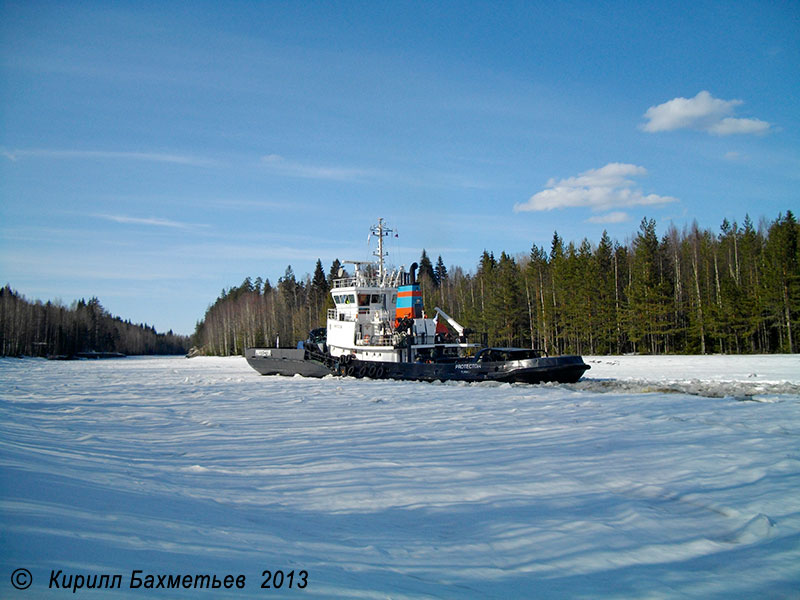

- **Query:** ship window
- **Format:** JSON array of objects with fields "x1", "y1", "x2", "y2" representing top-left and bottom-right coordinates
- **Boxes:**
[
  {"x1": 358, "y1": 294, "x2": 370, "y2": 306},
  {"x1": 371, "y1": 294, "x2": 380, "y2": 304},
  {"x1": 335, "y1": 294, "x2": 355, "y2": 305}
]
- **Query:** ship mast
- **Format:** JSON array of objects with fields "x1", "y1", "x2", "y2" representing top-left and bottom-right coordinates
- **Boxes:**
[{"x1": 370, "y1": 218, "x2": 393, "y2": 282}]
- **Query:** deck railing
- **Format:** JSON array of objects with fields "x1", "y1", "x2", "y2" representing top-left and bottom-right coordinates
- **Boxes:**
[
  {"x1": 331, "y1": 271, "x2": 407, "y2": 289},
  {"x1": 327, "y1": 309, "x2": 359, "y2": 322}
]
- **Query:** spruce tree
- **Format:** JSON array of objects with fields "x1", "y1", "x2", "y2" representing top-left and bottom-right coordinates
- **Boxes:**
[
  {"x1": 434, "y1": 256, "x2": 448, "y2": 286},
  {"x1": 418, "y1": 250, "x2": 436, "y2": 284},
  {"x1": 494, "y1": 252, "x2": 525, "y2": 346},
  {"x1": 764, "y1": 211, "x2": 799, "y2": 352}
]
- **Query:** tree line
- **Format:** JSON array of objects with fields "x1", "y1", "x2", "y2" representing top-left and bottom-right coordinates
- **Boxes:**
[
  {"x1": 192, "y1": 259, "x2": 337, "y2": 356},
  {"x1": 0, "y1": 286, "x2": 189, "y2": 357},
  {"x1": 193, "y1": 211, "x2": 798, "y2": 356}
]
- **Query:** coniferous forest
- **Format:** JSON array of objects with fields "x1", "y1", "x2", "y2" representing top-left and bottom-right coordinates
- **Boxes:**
[
  {"x1": 0, "y1": 287, "x2": 189, "y2": 357},
  {"x1": 193, "y1": 212, "x2": 798, "y2": 357}
]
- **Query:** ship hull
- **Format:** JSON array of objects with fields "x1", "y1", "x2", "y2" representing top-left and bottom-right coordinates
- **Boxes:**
[
  {"x1": 337, "y1": 354, "x2": 589, "y2": 384},
  {"x1": 246, "y1": 347, "x2": 589, "y2": 384},
  {"x1": 245, "y1": 348, "x2": 332, "y2": 378}
]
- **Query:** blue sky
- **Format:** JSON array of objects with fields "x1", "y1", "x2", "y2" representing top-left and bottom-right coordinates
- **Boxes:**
[{"x1": 2, "y1": 1, "x2": 798, "y2": 335}]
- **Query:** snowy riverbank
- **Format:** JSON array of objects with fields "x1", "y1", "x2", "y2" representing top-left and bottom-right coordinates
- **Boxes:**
[{"x1": 1, "y1": 355, "x2": 799, "y2": 598}]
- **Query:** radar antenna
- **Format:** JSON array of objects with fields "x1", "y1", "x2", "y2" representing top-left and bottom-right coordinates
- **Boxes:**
[{"x1": 369, "y1": 218, "x2": 393, "y2": 281}]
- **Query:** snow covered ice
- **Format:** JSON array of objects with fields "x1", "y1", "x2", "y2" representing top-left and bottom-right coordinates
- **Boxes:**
[{"x1": 1, "y1": 355, "x2": 799, "y2": 598}]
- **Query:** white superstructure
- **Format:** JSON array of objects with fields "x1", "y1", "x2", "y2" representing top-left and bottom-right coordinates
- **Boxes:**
[{"x1": 325, "y1": 219, "x2": 476, "y2": 364}]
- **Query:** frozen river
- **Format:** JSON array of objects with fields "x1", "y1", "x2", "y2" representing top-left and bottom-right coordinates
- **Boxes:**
[{"x1": 1, "y1": 354, "x2": 799, "y2": 598}]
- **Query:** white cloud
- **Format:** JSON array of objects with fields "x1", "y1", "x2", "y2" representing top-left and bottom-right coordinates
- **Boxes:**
[
  {"x1": 586, "y1": 211, "x2": 630, "y2": 224},
  {"x1": 262, "y1": 154, "x2": 382, "y2": 182},
  {"x1": 641, "y1": 91, "x2": 770, "y2": 135},
  {"x1": 2, "y1": 148, "x2": 220, "y2": 166},
  {"x1": 94, "y1": 214, "x2": 208, "y2": 229},
  {"x1": 708, "y1": 117, "x2": 770, "y2": 136},
  {"x1": 724, "y1": 151, "x2": 745, "y2": 161},
  {"x1": 514, "y1": 163, "x2": 678, "y2": 214}
]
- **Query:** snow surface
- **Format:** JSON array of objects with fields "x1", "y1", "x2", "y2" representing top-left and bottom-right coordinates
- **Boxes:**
[{"x1": 1, "y1": 355, "x2": 799, "y2": 599}]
